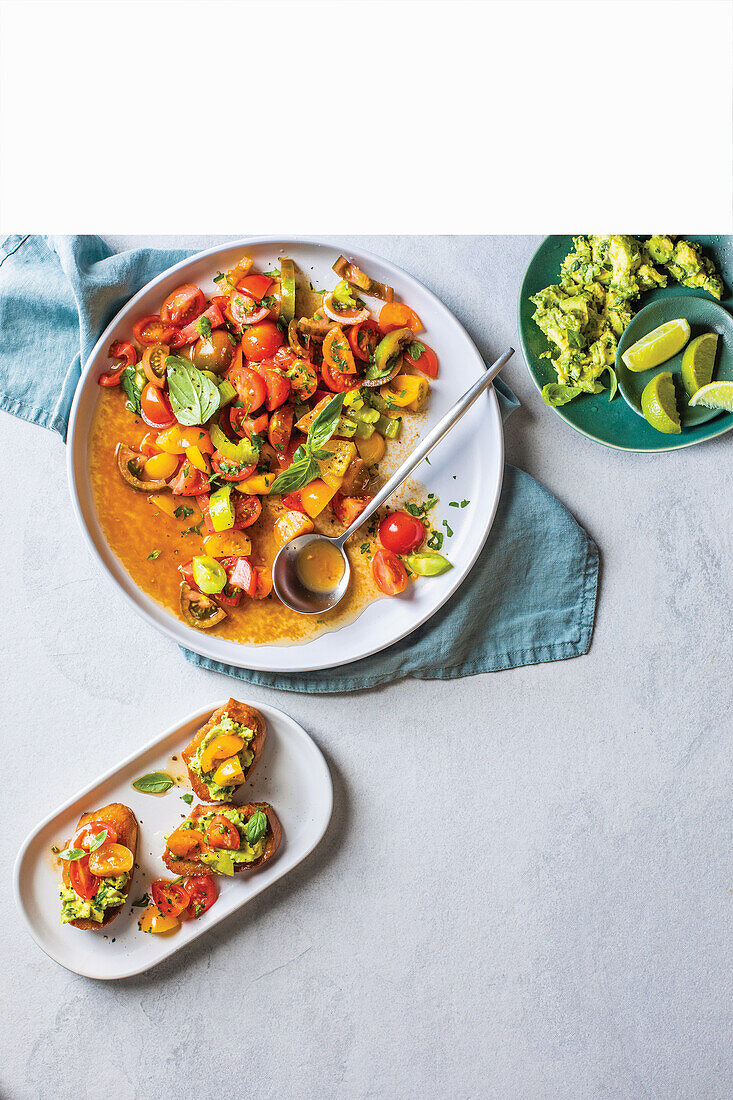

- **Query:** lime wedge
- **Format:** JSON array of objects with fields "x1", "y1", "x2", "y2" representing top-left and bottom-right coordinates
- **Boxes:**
[
  {"x1": 641, "y1": 371, "x2": 681, "y2": 433},
  {"x1": 622, "y1": 318, "x2": 691, "y2": 372},
  {"x1": 681, "y1": 332, "x2": 719, "y2": 397},
  {"x1": 688, "y1": 380, "x2": 733, "y2": 412}
]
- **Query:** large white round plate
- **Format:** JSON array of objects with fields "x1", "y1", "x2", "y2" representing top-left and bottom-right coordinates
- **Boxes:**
[{"x1": 67, "y1": 237, "x2": 504, "y2": 672}]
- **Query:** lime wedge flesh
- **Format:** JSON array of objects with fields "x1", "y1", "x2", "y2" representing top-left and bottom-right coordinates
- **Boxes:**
[
  {"x1": 622, "y1": 318, "x2": 691, "y2": 372},
  {"x1": 641, "y1": 371, "x2": 681, "y2": 434},
  {"x1": 688, "y1": 380, "x2": 733, "y2": 413},
  {"x1": 681, "y1": 332, "x2": 718, "y2": 397}
]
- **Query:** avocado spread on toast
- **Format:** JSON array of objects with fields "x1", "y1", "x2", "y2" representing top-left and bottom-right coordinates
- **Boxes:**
[
  {"x1": 190, "y1": 714, "x2": 256, "y2": 800},
  {"x1": 60, "y1": 873, "x2": 129, "y2": 924}
]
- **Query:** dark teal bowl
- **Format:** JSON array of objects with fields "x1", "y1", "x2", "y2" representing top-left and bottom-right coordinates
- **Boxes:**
[{"x1": 518, "y1": 235, "x2": 733, "y2": 451}]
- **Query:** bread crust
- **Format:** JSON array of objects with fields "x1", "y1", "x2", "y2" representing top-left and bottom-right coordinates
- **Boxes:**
[
  {"x1": 163, "y1": 801, "x2": 281, "y2": 877},
  {"x1": 182, "y1": 699, "x2": 267, "y2": 803},
  {"x1": 66, "y1": 802, "x2": 138, "y2": 931}
]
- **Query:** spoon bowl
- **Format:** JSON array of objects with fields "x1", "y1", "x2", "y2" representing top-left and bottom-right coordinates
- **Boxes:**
[
  {"x1": 273, "y1": 347, "x2": 514, "y2": 615},
  {"x1": 272, "y1": 531, "x2": 351, "y2": 615}
]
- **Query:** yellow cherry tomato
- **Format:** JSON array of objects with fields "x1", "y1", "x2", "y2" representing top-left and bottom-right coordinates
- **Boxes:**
[
  {"x1": 138, "y1": 904, "x2": 180, "y2": 934},
  {"x1": 144, "y1": 451, "x2": 179, "y2": 480},
  {"x1": 88, "y1": 842, "x2": 134, "y2": 876}
]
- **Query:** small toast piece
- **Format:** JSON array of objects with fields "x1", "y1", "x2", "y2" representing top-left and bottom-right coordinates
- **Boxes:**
[
  {"x1": 163, "y1": 801, "x2": 281, "y2": 877},
  {"x1": 65, "y1": 802, "x2": 138, "y2": 931},
  {"x1": 182, "y1": 699, "x2": 267, "y2": 803}
]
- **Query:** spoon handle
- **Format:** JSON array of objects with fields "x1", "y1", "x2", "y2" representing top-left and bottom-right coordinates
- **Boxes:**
[{"x1": 337, "y1": 347, "x2": 514, "y2": 546}]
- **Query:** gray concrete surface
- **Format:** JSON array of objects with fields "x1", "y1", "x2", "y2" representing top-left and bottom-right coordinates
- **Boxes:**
[{"x1": 1, "y1": 236, "x2": 730, "y2": 1099}]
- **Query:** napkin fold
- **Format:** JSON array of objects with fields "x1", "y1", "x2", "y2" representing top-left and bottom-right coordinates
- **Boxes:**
[{"x1": 0, "y1": 235, "x2": 598, "y2": 691}]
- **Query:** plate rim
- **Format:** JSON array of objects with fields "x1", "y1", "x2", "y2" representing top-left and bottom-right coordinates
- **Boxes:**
[
  {"x1": 66, "y1": 235, "x2": 504, "y2": 671},
  {"x1": 517, "y1": 234, "x2": 733, "y2": 452},
  {"x1": 12, "y1": 697, "x2": 333, "y2": 980}
]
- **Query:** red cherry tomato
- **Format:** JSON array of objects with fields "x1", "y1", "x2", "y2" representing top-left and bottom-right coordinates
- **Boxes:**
[
  {"x1": 232, "y1": 495, "x2": 262, "y2": 529},
  {"x1": 240, "y1": 321, "x2": 283, "y2": 361},
  {"x1": 73, "y1": 821, "x2": 118, "y2": 850},
  {"x1": 228, "y1": 556, "x2": 258, "y2": 597},
  {"x1": 264, "y1": 368, "x2": 290, "y2": 411},
  {"x1": 348, "y1": 319, "x2": 380, "y2": 362},
  {"x1": 332, "y1": 493, "x2": 373, "y2": 527},
  {"x1": 321, "y1": 360, "x2": 361, "y2": 392},
  {"x1": 133, "y1": 315, "x2": 178, "y2": 347},
  {"x1": 379, "y1": 511, "x2": 425, "y2": 554},
  {"x1": 210, "y1": 452, "x2": 257, "y2": 482},
  {"x1": 169, "y1": 302, "x2": 225, "y2": 348},
  {"x1": 236, "y1": 274, "x2": 273, "y2": 301},
  {"x1": 229, "y1": 408, "x2": 269, "y2": 439},
  {"x1": 407, "y1": 341, "x2": 439, "y2": 379},
  {"x1": 372, "y1": 548, "x2": 408, "y2": 596},
  {"x1": 169, "y1": 460, "x2": 209, "y2": 496},
  {"x1": 228, "y1": 365, "x2": 267, "y2": 412},
  {"x1": 69, "y1": 858, "x2": 100, "y2": 901},
  {"x1": 160, "y1": 284, "x2": 205, "y2": 327},
  {"x1": 268, "y1": 406, "x2": 294, "y2": 453},
  {"x1": 141, "y1": 383, "x2": 176, "y2": 428},
  {"x1": 282, "y1": 491, "x2": 306, "y2": 513},
  {"x1": 152, "y1": 879, "x2": 191, "y2": 918},
  {"x1": 206, "y1": 814, "x2": 241, "y2": 849},
  {"x1": 183, "y1": 875, "x2": 217, "y2": 919}
]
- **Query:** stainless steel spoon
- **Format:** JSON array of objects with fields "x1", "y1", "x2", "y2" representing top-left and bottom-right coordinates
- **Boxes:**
[{"x1": 272, "y1": 347, "x2": 515, "y2": 615}]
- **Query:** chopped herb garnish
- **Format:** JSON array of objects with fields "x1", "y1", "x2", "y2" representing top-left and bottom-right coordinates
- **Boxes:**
[
  {"x1": 147, "y1": 549, "x2": 162, "y2": 560},
  {"x1": 427, "y1": 531, "x2": 444, "y2": 551},
  {"x1": 460, "y1": 500, "x2": 469, "y2": 508},
  {"x1": 131, "y1": 893, "x2": 150, "y2": 908},
  {"x1": 182, "y1": 522, "x2": 204, "y2": 536},
  {"x1": 174, "y1": 505, "x2": 194, "y2": 519},
  {"x1": 181, "y1": 793, "x2": 193, "y2": 804},
  {"x1": 194, "y1": 315, "x2": 212, "y2": 341},
  {"x1": 443, "y1": 520, "x2": 454, "y2": 537},
  {"x1": 360, "y1": 543, "x2": 370, "y2": 554},
  {"x1": 449, "y1": 501, "x2": 460, "y2": 508}
]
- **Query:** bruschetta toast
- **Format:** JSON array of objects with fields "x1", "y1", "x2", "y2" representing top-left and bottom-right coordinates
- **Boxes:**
[
  {"x1": 182, "y1": 699, "x2": 267, "y2": 803},
  {"x1": 163, "y1": 801, "x2": 281, "y2": 877},
  {"x1": 58, "y1": 802, "x2": 138, "y2": 930}
]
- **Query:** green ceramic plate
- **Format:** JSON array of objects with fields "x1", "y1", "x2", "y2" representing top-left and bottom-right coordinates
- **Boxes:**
[{"x1": 517, "y1": 235, "x2": 733, "y2": 451}]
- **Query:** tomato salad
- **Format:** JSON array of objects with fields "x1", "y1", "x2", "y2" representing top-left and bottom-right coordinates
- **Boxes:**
[{"x1": 99, "y1": 252, "x2": 452, "y2": 631}]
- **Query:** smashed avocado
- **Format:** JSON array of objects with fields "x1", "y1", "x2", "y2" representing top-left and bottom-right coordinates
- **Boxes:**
[
  {"x1": 190, "y1": 714, "x2": 255, "y2": 800},
  {"x1": 177, "y1": 808, "x2": 267, "y2": 876},
  {"x1": 60, "y1": 873, "x2": 129, "y2": 924},
  {"x1": 531, "y1": 235, "x2": 723, "y2": 399}
]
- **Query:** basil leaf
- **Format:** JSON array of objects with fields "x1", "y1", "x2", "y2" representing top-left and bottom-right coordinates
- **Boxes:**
[
  {"x1": 166, "y1": 356, "x2": 220, "y2": 426},
  {"x1": 131, "y1": 893, "x2": 150, "y2": 908},
  {"x1": 120, "y1": 366, "x2": 143, "y2": 415},
  {"x1": 132, "y1": 771, "x2": 174, "y2": 794},
  {"x1": 246, "y1": 809, "x2": 268, "y2": 845},
  {"x1": 309, "y1": 393, "x2": 345, "y2": 450},
  {"x1": 542, "y1": 383, "x2": 583, "y2": 407},
  {"x1": 271, "y1": 455, "x2": 320, "y2": 495},
  {"x1": 407, "y1": 341, "x2": 425, "y2": 361},
  {"x1": 88, "y1": 830, "x2": 109, "y2": 853},
  {"x1": 57, "y1": 846, "x2": 87, "y2": 861}
]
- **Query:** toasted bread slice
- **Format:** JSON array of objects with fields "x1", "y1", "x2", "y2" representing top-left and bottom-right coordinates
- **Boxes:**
[
  {"x1": 182, "y1": 699, "x2": 267, "y2": 804},
  {"x1": 163, "y1": 801, "x2": 281, "y2": 877},
  {"x1": 65, "y1": 802, "x2": 138, "y2": 931}
]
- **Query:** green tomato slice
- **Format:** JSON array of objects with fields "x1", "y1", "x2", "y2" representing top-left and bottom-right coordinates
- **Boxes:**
[
  {"x1": 405, "y1": 551, "x2": 453, "y2": 577},
  {"x1": 192, "y1": 556, "x2": 227, "y2": 594}
]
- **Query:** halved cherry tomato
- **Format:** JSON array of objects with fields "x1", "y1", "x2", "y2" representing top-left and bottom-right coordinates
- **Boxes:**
[
  {"x1": 372, "y1": 548, "x2": 409, "y2": 596},
  {"x1": 332, "y1": 493, "x2": 373, "y2": 527},
  {"x1": 268, "y1": 406, "x2": 293, "y2": 453},
  {"x1": 348, "y1": 319, "x2": 381, "y2": 362},
  {"x1": 152, "y1": 878, "x2": 191, "y2": 918},
  {"x1": 142, "y1": 343, "x2": 169, "y2": 388},
  {"x1": 133, "y1": 315, "x2": 178, "y2": 347},
  {"x1": 233, "y1": 495, "x2": 262, "y2": 529},
  {"x1": 264, "y1": 368, "x2": 290, "y2": 411},
  {"x1": 252, "y1": 567, "x2": 273, "y2": 599},
  {"x1": 275, "y1": 349, "x2": 318, "y2": 399},
  {"x1": 225, "y1": 290, "x2": 270, "y2": 326},
  {"x1": 161, "y1": 284, "x2": 205, "y2": 327},
  {"x1": 282, "y1": 491, "x2": 306, "y2": 513},
  {"x1": 379, "y1": 511, "x2": 425, "y2": 554},
  {"x1": 323, "y1": 327, "x2": 356, "y2": 374},
  {"x1": 229, "y1": 408, "x2": 269, "y2": 439},
  {"x1": 229, "y1": 365, "x2": 267, "y2": 412},
  {"x1": 321, "y1": 360, "x2": 361, "y2": 392},
  {"x1": 140, "y1": 432, "x2": 160, "y2": 457},
  {"x1": 88, "y1": 842, "x2": 134, "y2": 876},
  {"x1": 183, "y1": 875, "x2": 217, "y2": 919},
  {"x1": 169, "y1": 460, "x2": 209, "y2": 496},
  {"x1": 109, "y1": 339, "x2": 137, "y2": 367},
  {"x1": 73, "y1": 821, "x2": 118, "y2": 850},
  {"x1": 141, "y1": 383, "x2": 176, "y2": 428},
  {"x1": 236, "y1": 274, "x2": 273, "y2": 301},
  {"x1": 240, "y1": 321, "x2": 283, "y2": 361},
  {"x1": 206, "y1": 814, "x2": 240, "y2": 849},
  {"x1": 378, "y1": 303, "x2": 422, "y2": 335},
  {"x1": 406, "y1": 341, "x2": 439, "y2": 379},
  {"x1": 167, "y1": 826, "x2": 206, "y2": 858},
  {"x1": 211, "y1": 451, "x2": 257, "y2": 482},
  {"x1": 69, "y1": 858, "x2": 100, "y2": 901},
  {"x1": 229, "y1": 556, "x2": 257, "y2": 597},
  {"x1": 170, "y1": 302, "x2": 225, "y2": 348}
]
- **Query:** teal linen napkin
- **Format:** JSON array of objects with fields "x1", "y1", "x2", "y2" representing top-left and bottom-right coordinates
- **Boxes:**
[{"x1": 0, "y1": 235, "x2": 598, "y2": 690}]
